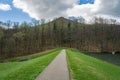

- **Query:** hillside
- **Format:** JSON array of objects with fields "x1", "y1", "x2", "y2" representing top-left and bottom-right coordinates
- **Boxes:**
[{"x1": 0, "y1": 17, "x2": 120, "y2": 60}]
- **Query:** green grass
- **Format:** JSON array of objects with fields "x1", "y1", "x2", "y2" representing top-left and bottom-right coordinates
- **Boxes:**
[
  {"x1": 0, "y1": 48, "x2": 62, "y2": 80},
  {"x1": 66, "y1": 49, "x2": 120, "y2": 80},
  {"x1": 3, "y1": 48, "x2": 61, "y2": 62}
]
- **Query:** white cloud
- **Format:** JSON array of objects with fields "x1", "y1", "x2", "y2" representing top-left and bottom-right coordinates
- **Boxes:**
[
  {"x1": 67, "y1": 0, "x2": 120, "y2": 20},
  {"x1": 13, "y1": 0, "x2": 78, "y2": 20},
  {"x1": 13, "y1": 0, "x2": 120, "y2": 21},
  {"x1": 0, "y1": 3, "x2": 11, "y2": 11}
]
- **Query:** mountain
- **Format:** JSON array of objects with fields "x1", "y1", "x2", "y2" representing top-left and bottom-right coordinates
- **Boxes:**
[
  {"x1": 53, "y1": 17, "x2": 72, "y2": 23},
  {"x1": 43, "y1": 17, "x2": 80, "y2": 30},
  {"x1": 0, "y1": 16, "x2": 120, "y2": 60},
  {"x1": 50, "y1": 17, "x2": 73, "y2": 26}
]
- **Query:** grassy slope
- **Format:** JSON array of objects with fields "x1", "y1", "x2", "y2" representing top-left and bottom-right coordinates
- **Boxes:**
[
  {"x1": 0, "y1": 48, "x2": 61, "y2": 80},
  {"x1": 66, "y1": 49, "x2": 120, "y2": 80},
  {"x1": 8, "y1": 48, "x2": 61, "y2": 62}
]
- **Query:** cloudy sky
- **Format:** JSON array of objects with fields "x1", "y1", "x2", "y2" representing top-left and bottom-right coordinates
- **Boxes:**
[{"x1": 0, "y1": 0, "x2": 120, "y2": 23}]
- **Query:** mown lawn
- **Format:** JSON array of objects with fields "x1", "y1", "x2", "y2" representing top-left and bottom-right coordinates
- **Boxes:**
[
  {"x1": 0, "y1": 48, "x2": 61, "y2": 80},
  {"x1": 66, "y1": 49, "x2": 120, "y2": 80}
]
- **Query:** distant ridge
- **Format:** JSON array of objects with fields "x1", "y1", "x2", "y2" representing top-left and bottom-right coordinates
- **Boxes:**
[{"x1": 51, "y1": 17, "x2": 72, "y2": 23}]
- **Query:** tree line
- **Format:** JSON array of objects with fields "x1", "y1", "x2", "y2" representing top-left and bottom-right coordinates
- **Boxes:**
[{"x1": 0, "y1": 17, "x2": 120, "y2": 60}]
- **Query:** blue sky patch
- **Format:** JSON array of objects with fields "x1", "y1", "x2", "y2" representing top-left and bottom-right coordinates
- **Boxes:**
[
  {"x1": 79, "y1": 0, "x2": 94, "y2": 5},
  {"x1": 0, "y1": 0, "x2": 31, "y2": 23}
]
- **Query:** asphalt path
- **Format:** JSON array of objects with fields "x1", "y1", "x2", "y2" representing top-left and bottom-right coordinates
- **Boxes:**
[{"x1": 35, "y1": 49, "x2": 70, "y2": 80}]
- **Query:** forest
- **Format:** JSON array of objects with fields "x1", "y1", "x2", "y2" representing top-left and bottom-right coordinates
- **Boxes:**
[{"x1": 0, "y1": 17, "x2": 120, "y2": 60}]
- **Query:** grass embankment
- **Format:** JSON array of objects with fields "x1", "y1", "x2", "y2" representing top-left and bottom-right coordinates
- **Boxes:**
[
  {"x1": 0, "y1": 48, "x2": 62, "y2": 80},
  {"x1": 2, "y1": 48, "x2": 61, "y2": 62},
  {"x1": 66, "y1": 49, "x2": 120, "y2": 80}
]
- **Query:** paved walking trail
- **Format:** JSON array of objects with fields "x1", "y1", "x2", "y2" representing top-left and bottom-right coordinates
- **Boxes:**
[{"x1": 35, "y1": 49, "x2": 70, "y2": 80}]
